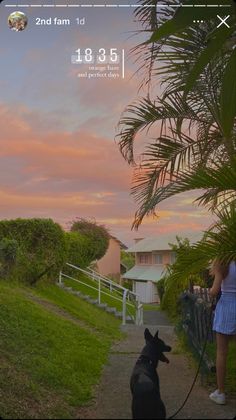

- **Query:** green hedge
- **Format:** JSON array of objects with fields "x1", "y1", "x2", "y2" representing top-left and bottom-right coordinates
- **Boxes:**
[
  {"x1": 0, "y1": 218, "x2": 66, "y2": 285},
  {"x1": 64, "y1": 232, "x2": 93, "y2": 273},
  {"x1": 70, "y1": 218, "x2": 109, "y2": 261}
]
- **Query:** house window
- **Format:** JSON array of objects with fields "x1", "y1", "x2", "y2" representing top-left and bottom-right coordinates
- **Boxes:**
[
  {"x1": 170, "y1": 252, "x2": 176, "y2": 264},
  {"x1": 153, "y1": 253, "x2": 163, "y2": 264},
  {"x1": 139, "y1": 254, "x2": 149, "y2": 264}
]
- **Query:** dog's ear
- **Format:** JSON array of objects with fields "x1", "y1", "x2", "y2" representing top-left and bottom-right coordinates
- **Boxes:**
[
  {"x1": 154, "y1": 330, "x2": 159, "y2": 340},
  {"x1": 144, "y1": 328, "x2": 153, "y2": 342}
]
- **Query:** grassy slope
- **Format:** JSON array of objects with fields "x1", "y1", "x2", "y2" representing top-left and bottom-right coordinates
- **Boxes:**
[
  {"x1": 0, "y1": 281, "x2": 123, "y2": 419},
  {"x1": 63, "y1": 273, "x2": 136, "y2": 317}
]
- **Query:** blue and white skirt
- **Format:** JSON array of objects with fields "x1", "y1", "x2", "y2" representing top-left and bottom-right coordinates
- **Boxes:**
[{"x1": 213, "y1": 294, "x2": 236, "y2": 335}]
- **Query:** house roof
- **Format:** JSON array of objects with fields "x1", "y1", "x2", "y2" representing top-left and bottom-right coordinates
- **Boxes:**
[
  {"x1": 126, "y1": 232, "x2": 204, "y2": 253},
  {"x1": 122, "y1": 265, "x2": 166, "y2": 282},
  {"x1": 110, "y1": 235, "x2": 128, "y2": 250}
]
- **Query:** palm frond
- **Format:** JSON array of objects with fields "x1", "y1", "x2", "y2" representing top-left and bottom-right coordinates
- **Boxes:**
[
  {"x1": 131, "y1": 157, "x2": 236, "y2": 228},
  {"x1": 165, "y1": 203, "x2": 236, "y2": 285}
]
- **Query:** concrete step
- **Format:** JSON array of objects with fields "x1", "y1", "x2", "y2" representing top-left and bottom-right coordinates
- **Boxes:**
[
  {"x1": 74, "y1": 291, "x2": 82, "y2": 297},
  {"x1": 88, "y1": 298, "x2": 99, "y2": 304},
  {"x1": 81, "y1": 295, "x2": 91, "y2": 301},
  {"x1": 63, "y1": 286, "x2": 73, "y2": 292},
  {"x1": 114, "y1": 312, "x2": 135, "y2": 323},
  {"x1": 97, "y1": 303, "x2": 108, "y2": 309},
  {"x1": 105, "y1": 307, "x2": 117, "y2": 314}
]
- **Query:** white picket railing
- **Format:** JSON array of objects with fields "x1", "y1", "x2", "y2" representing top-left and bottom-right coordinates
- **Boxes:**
[{"x1": 59, "y1": 263, "x2": 143, "y2": 325}]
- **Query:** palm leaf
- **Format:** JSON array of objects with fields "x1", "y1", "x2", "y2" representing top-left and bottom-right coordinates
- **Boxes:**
[
  {"x1": 166, "y1": 204, "x2": 236, "y2": 284},
  {"x1": 131, "y1": 158, "x2": 236, "y2": 228}
]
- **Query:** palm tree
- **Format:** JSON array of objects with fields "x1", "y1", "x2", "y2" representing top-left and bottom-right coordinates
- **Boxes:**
[
  {"x1": 117, "y1": 0, "x2": 236, "y2": 229},
  {"x1": 164, "y1": 203, "x2": 236, "y2": 286}
]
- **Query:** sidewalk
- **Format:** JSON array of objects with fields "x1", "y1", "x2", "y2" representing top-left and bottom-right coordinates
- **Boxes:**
[{"x1": 77, "y1": 310, "x2": 236, "y2": 419}]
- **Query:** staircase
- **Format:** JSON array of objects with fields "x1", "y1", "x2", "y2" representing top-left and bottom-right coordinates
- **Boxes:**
[
  {"x1": 57, "y1": 283, "x2": 134, "y2": 322},
  {"x1": 58, "y1": 263, "x2": 143, "y2": 325}
]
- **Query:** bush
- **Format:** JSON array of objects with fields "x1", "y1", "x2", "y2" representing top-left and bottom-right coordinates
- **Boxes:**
[
  {"x1": 121, "y1": 250, "x2": 135, "y2": 270},
  {"x1": 161, "y1": 277, "x2": 183, "y2": 320},
  {"x1": 64, "y1": 232, "x2": 93, "y2": 273},
  {"x1": 156, "y1": 277, "x2": 165, "y2": 303},
  {"x1": 0, "y1": 218, "x2": 66, "y2": 285},
  {"x1": 0, "y1": 238, "x2": 18, "y2": 277},
  {"x1": 70, "y1": 218, "x2": 109, "y2": 261}
]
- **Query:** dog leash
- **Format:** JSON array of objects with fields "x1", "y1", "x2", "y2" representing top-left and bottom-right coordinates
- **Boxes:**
[{"x1": 167, "y1": 300, "x2": 215, "y2": 419}]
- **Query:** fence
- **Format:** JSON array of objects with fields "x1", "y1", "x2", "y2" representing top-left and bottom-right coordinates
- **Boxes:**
[
  {"x1": 59, "y1": 263, "x2": 143, "y2": 326},
  {"x1": 180, "y1": 288, "x2": 216, "y2": 372}
]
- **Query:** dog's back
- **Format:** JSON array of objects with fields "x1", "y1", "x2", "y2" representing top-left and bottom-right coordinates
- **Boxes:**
[
  {"x1": 130, "y1": 362, "x2": 166, "y2": 419},
  {"x1": 130, "y1": 329, "x2": 171, "y2": 420}
]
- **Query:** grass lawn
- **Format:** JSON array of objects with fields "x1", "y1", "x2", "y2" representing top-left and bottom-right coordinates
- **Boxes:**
[
  {"x1": 143, "y1": 303, "x2": 161, "y2": 311},
  {"x1": 34, "y1": 281, "x2": 123, "y2": 339},
  {"x1": 0, "y1": 281, "x2": 123, "y2": 419}
]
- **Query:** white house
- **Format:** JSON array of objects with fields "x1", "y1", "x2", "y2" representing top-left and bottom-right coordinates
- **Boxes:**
[{"x1": 122, "y1": 233, "x2": 203, "y2": 303}]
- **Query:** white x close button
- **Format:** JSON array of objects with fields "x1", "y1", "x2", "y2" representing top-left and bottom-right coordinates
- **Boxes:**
[{"x1": 217, "y1": 15, "x2": 230, "y2": 28}]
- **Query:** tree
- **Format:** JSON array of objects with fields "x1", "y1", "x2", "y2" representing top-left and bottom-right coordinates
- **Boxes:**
[
  {"x1": 121, "y1": 249, "x2": 135, "y2": 270},
  {"x1": 64, "y1": 232, "x2": 95, "y2": 273},
  {"x1": 0, "y1": 218, "x2": 66, "y2": 285},
  {"x1": 70, "y1": 218, "x2": 110, "y2": 261},
  {"x1": 117, "y1": 0, "x2": 236, "y2": 230}
]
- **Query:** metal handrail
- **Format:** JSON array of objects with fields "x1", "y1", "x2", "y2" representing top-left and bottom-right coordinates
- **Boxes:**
[{"x1": 59, "y1": 263, "x2": 143, "y2": 325}]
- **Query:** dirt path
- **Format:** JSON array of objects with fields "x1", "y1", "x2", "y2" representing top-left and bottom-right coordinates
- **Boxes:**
[{"x1": 77, "y1": 311, "x2": 236, "y2": 419}]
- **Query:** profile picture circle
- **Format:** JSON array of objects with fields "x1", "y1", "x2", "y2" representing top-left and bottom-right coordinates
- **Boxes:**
[{"x1": 8, "y1": 11, "x2": 28, "y2": 32}]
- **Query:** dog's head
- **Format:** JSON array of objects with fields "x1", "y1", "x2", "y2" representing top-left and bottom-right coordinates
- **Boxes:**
[{"x1": 143, "y1": 328, "x2": 172, "y2": 364}]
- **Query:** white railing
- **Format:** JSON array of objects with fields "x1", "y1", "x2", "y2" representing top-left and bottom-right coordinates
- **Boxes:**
[{"x1": 59, "y1": 263, "x2": 143, "y2": 325}]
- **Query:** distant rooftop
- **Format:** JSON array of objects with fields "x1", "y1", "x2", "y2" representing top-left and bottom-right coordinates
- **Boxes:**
[
  {"x1": 126, "y1": 232, "x2": 204, "y2": 253},
  {"x1": 110, "y1": 235, "x2": 128, "y2": 250}
]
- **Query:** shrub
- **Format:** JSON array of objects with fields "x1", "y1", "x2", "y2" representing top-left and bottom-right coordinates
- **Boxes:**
[
  {"x1": 121, "y1": 250, "x2": 135, "y2": 270},
  {"x1": 70, "y1": 218, "x2": 109, "y2": 261},
  {"x1": 156, "y1": 277, "x2": 165, "y2": 303},
  {"x1": 160, "y1": 236, "x2": 207, "y2": 319},
  {"x1": 0, "y1": 238, "x2": 18, "y2": 277},
  {"x1": 64, "y1": 232, "x2": 93, "y2": 273},
  {"x1": 0, "y1": 218, "x2": 66, "y2": 285}
]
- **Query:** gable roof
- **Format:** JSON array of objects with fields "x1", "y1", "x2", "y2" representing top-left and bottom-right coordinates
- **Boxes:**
[
  {"x1": 126, "y1": 232, "x2": 204, "y2": 253},
  {"x1": 110, "y1": 235, "x2": 128, "y2": 250}
]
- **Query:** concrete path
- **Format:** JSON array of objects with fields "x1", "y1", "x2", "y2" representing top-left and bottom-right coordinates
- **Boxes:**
[{"x1": 77, "y1": 311, "x2": 236, "y2": 419}]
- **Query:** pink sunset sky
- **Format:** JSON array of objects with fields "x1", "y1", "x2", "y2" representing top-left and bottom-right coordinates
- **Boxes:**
[{"x1": 0, "y1": 1, "x2": 213, "y2": 245}]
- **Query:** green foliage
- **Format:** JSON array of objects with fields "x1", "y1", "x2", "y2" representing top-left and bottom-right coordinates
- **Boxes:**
[
  {"x1": 0, "y1": 218, "x2": 66, "y2": 285},
  {"x1": 121, "y1": 249, "x2": 135, "y2": 270},
  {"x1": 0, "y1": 238, "x2": 18, "y2": 277},
  {"x1": 156, "y1": 277, "x2": 165, "y2": 303},
  {"x1": 163, "y1": 205, "x2": 236, "y2": 287},
  {"x1": 161, "y1": 236, "x2": 205, "y2": 318},
  {"x1": 117, "y1": 1, "x2": 236, "y2": 229},
  {"x1": 148, "y1": 1, "x2": 236, "y2": 137},
  {"x1": 64, "y1": 232, "x2": 93, "y2": 272},
  {"x1": 70, "y1": 218, "x2": 109, "y2": 261}
]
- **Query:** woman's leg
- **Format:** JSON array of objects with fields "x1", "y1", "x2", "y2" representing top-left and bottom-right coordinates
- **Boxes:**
[{"x1": 216, "y1": 333, "x2": 230, "y2": 393}]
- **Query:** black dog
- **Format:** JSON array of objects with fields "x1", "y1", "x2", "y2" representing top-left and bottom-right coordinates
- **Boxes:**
[{"x1": 130, "y1": 328, "x2": 171, "y2": 419}]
